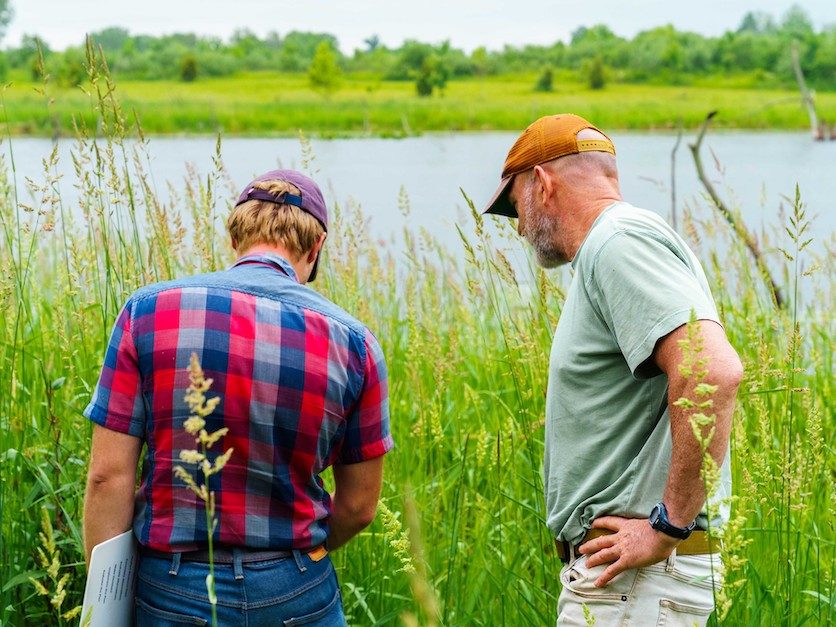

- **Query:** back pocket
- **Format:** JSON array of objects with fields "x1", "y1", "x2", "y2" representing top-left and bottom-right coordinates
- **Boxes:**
[
  {"x1": 656, "y1": 598, "x2": 713, "y2": 626},
  {"x1": 283, "y1": 588, "x2": 342, "y2": 626},
  {"x1": 135, "y1": 596, "x2": 208, "y2": 626}
]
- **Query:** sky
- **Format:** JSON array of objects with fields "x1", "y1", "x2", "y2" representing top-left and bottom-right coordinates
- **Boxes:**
[{"x1": 4, "y1": 0, "x2": 835, "y2": 53}]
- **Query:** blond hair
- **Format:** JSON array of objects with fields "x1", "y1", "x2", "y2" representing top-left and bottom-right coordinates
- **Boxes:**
[{"x1": 227, "y1": 180, "x2": 325, "y2": 261}]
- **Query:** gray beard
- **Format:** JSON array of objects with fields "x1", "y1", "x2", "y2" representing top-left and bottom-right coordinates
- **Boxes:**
[{"x1": 521, "y1": 187, "x2": 568, "y2": 268}]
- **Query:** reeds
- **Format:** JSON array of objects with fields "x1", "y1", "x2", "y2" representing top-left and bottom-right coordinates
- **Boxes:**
[{"x1": 0, "y1": 52, "x2": 831, "y2": 626}]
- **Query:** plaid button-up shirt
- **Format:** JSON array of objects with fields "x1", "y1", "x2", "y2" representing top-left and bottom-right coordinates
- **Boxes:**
[{"x1": 84, "y1": 253, "x2": 393, "y2": 552}]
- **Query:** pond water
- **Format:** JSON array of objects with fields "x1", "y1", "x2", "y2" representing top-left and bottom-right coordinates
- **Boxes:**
[{"x1": 4, "y1": 132, "x2": 833, "y2": 268}]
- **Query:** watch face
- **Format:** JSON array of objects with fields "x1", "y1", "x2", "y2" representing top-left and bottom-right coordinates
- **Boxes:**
[{"x1": 649, "y1": 504, "x2": 662, "y2": 525}]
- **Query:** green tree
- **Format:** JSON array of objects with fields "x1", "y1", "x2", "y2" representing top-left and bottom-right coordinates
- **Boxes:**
[
  {"x1": 308, "y1": 40, "x2": 341, "y2": 94},
  {"x1": 180, "y1": 53, "x2": 198, "y2": 82},
  {"x1": 282, "y1": 31, "x2": 339, "y2": 71},
  {"x1": 414, "y1": 54, "x2": 449, "y2": 97},
  {"x1": 389, "y1": 40, "x2": 433, "y2": 79},
  {"x1": 415, "y1": 65, "x2": 433, "y2": 96},
  {"x1": 567, "y1": 24, "x2": 625, "y2": 69},
  {"x1": 231, "y1": 28, "x2": 260, "y2": 58},
  {"x1": 588, "y1": 56, "x2": 606, "y2": 89},
  {"x1": 52, "y1": 47, "x2": 86, "y2": 86},
  {"x1": 90, "y1": 27, "x2": 130, "y2": 52},
  {"x1": 534, "y1": 66, "x2": 553, "y2": 92},
  {"x1": 737, "y1": 11, "x2": 776, "y2": 34},
  {"x1": 810, "y1": 26, "x2": 836, "y2": 85},
  {"x1": 471, "y1": 46, "x2": 491, "y2": 76},
  {"x1": 780, "y1": 4, "x2": 814, "y2": 39},
  {"x1": 415, "y1": 53, "x2": 450, "y2": 97}
]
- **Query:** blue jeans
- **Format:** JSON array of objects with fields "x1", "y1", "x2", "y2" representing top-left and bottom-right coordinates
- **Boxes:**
[{"x1": 135, "y1": 549, "x2": 346, "y2": 626}]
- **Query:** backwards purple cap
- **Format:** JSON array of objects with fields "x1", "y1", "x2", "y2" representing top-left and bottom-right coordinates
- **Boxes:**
[
  {"x1": 235, "y1": 169, "x2": 329, "y2": 281},
  {"x1": 235, "y1": 169, "x2": 328, "y2": 232}
]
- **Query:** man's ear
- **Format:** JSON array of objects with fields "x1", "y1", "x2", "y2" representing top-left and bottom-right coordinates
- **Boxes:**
[
  {"x1": 533, "y1": 165, "x2": 555, "y2": 205},
  {"x1": 307, "y1": 231, "x2": 327, "y2": 264},
  {"x1": 231, "y1": 237, "x2": 239, "y2": 252}
]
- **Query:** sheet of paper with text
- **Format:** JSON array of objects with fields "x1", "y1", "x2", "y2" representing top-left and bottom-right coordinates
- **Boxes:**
[{"x1": 81, "y1": 531, "x2": 137, "y2": 626}]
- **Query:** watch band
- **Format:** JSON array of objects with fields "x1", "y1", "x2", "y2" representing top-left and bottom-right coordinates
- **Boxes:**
[{"x1": 649, "y1": 502, "x2": 696, "y2": 540}]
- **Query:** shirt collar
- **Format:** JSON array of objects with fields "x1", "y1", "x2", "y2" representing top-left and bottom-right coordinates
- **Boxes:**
[
  {"x1": 570, "y1": 202, "x2": 620, "y2": 270},
  {"x1": 231, "y1": 252, "x2": 299, "y2": 283}
]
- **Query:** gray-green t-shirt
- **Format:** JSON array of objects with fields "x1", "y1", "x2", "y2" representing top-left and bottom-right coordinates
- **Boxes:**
[{"x1": 544, "y1": 202, "x2": 731, "y2": 544}]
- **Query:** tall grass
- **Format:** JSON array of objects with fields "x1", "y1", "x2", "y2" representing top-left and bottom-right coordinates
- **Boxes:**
[{"x1": 0, "y1": 53, "x2": 832, "y2": 626}]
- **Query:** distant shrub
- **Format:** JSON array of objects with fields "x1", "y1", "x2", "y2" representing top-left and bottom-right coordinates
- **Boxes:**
[
  {"x1": 415, "y1": 54, "x2": 449, "y2": 97},
  {"x1": 196, "y1": 51, "x2": 240, "y2": 78},
  {"x1": 308, "y1": 41, "x2": 341, "y2": 94},
  {"x1": 588, "y1": 56, "x2": 606, "y2": 89},
  {"x1": 535, "y1": 67, "x2": 553, "y2": 92},
  {"x1": 180, "y1": 54, "x2": 198, "y2": 82},
  {"x1": 49, "y1": 48, "x2": 86, "y2": 87},
  {"x1": 415, "y1": 70, "x2": 433, "y2": 96}
]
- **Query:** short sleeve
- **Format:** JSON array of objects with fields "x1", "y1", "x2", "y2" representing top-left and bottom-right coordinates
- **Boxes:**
[
  {"x1": 83, "y1": 299, "x2": 147, "y2": 437},
  {"x1": 590, "y1": 231, "x2": 719, "y2": 379},
  {"x1": 337, "y1": 330, "x2": 394, "y2": 464}
]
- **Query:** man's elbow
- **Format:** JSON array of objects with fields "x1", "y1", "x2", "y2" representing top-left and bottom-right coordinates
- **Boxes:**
[
  {"x1": 339, "y1": 497, "x2": 378, "y2": 530},
  {"x1": 353, "y1": 501, "x2": 378, "y2": 529},
  {"x1": 710, "y1": 351, "x2": 744, "y2": 392},
  {"x1": 86, "y1": 465, "x2": 134, "y2": 491}
]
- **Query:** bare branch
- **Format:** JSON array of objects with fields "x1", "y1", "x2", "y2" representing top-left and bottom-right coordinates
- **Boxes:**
[
  {"x1": 671, "y1": 119, "x2": 683, "y2": 231},
  {"x1": 688, "y1": 112, "x2": 784, "y2": 308},
  {"x1": 791, "y1": 43, "x2": 820, "y2": 139}
]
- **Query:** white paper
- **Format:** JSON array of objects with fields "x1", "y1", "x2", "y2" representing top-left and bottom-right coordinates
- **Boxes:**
[{"x1": 81, "y1": 531, "x2": 137, "y2": 627}]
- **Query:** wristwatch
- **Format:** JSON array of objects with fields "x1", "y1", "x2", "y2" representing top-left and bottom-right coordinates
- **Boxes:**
[{"x1": 649, "y1": 502, "x2": 696, "y2": 540}]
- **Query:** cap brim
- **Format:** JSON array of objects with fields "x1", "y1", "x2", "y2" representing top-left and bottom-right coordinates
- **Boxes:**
[{"x1": 482, "y1": 176, "x2": 517, "y2": 218}]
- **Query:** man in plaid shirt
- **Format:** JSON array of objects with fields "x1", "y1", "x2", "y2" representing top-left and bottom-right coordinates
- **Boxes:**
[{"x1": 82, "y1": 169, "x2": 393, "y2": 625}]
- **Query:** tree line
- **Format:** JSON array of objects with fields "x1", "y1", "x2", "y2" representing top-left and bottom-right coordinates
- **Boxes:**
[{"x1": 2, "y1": 5, "x2": 834, "y2": 95}]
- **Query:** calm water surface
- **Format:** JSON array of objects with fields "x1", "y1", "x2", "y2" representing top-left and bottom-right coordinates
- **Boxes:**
[{"x1": 5, "y1": 132, "x2": 833, "y2": 268}]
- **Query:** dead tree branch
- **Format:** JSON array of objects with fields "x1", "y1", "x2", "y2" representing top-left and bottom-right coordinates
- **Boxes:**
[
  {"x1": 670, "y1": 120, "x2": 683, "y2": 231},
  {"x1": 688, "y1": 111, "x2": 784, "y2": 308},
  {"x1": 791, "y1": 43, "x2": 820, "y2": 139}
]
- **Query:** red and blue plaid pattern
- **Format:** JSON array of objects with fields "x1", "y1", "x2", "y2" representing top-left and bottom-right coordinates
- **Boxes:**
[{"x1": 85, "y1": 253, "x2": 393, "y2": 552}]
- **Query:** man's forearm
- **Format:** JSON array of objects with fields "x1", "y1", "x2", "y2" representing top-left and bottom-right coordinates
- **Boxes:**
[
  {"x1": 83, "y1": 475, "x2": 136, "y2": 566},
  {"x1": 327, "y1": 496, "x2": 375, "y2": 551},
  {"x1": 327, "y1": 457, "x2": 384, "y2": 551},
  {"x1": 662, "y1": 375, "x2": 738, "y2": 528}
]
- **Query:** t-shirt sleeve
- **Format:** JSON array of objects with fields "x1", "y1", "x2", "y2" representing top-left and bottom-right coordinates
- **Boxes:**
[
  {"x1": 83, "y1": 298, "x2": 147, "y2": 437},
  {"x1": 337, "y1": 329, "x2": 394, "y2": 464},
  {"x1": 590, "y1": 230, "x2": 720, "y2": 379}
]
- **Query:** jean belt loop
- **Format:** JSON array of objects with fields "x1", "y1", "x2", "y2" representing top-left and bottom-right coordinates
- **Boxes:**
[
  {"x1": 666, "y1": 547, "x2": 677, "y2": 572},
  {"x1": 232, "y1": 547, "x2": 244, "y2": 580},
  {"x1": 292, "y1": 549, "x2": 307, "y2": 573},
  {"x1": 168, "y1": 552, "x2": 182, "y2": 576}
]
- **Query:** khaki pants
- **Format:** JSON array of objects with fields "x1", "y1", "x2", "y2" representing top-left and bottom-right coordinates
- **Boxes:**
[{"x1": 557, "y1": 550, "x2": 722, "y2": 626}]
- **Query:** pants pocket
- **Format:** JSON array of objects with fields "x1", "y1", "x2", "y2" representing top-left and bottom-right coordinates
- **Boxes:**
[
  {"x1": 135, "y1": 596, "x2": 209, "y2": 626},
  {"x1": 283, "y1": 588, "x2": 343, "y2": 626},
  {"x1": 669, "y1": 554, "x2": 723, "y2": 591},
  {"x1": 656, "y1": 598, "x2": 713, "y2": 627},
  {"x1": 559, "y1": 555, "x2": 636, "y2": 600}
]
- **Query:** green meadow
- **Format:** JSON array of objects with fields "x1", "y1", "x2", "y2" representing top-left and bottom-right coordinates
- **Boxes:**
[
  {"x1": 3, "y1": 70, "x2": 835, "y2": 136},
  {"x1": 0, "y1": 64, "x2": 832, "y2": 626}
]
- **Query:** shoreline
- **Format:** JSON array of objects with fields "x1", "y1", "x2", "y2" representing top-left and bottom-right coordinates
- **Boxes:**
[{"x1": 0, "y1": 128, "x2": 828, "y2": 140}]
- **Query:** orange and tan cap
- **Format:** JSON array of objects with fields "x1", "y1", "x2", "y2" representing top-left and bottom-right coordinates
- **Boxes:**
[{"x1": 483, "y1": 113, "x2": 615, "y2": 217}]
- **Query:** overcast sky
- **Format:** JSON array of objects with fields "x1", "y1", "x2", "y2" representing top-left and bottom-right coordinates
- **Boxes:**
[{"x1": 5, "y1": 1, "x2": 835, "y2": 52}]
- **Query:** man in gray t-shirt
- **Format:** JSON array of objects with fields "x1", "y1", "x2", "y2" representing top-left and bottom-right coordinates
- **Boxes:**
[{"x1": 482, "y1": 114, "x2": 743, "y2": 625}]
